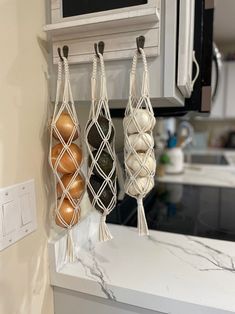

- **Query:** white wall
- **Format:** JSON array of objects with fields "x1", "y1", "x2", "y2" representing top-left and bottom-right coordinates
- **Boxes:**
[
  {"x1": 0, "y1": 1, "x2": 54, "y2": 313},
  {"x1": 190, "y1": 119, "x2": 235, "y2": 147}
]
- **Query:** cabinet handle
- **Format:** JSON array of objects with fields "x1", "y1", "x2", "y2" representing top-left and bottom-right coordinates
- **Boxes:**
[{"x1": 191, "y1": 50, "x2": 200, "y2": 91}]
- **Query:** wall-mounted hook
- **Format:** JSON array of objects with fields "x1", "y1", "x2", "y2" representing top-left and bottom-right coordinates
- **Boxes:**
[
  {"x1": 63, "y1": 45, "x2": 69, "y2": 59},
  {"x1": 136, "y1": 36, "x2": 145, "y2": 54},
  {"x1": 57, "y1": 45, "x2": 69, "y2": 61},
  {"x1": 57, "y1": 47, "x2": 63, "y2": 61},
  {"x1": 94, "y1": 41, "x2": 105, "y2": 58}
]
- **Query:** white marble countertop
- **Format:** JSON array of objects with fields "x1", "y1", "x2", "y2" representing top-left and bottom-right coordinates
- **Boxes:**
[
  {"x1": 49, "y1": 211, "x2": 235, "y2": 314},
  {"x1": 158, "y1": 149, "x2": 235, "y2": 188},
  {"x1": 158, "y1": 164, "x2": 235, "y2": 188}
]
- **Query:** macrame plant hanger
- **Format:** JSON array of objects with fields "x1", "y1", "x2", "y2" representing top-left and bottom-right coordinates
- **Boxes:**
[
  {"x1": 49, "y1": 46, "x2": 85, "y2": 262},
  {"x1": 123, "y1": 37, "x2": 156, "y2": 236},
  {"x1": 85, "y1": 42, "x2": 117, "y2": 242}
]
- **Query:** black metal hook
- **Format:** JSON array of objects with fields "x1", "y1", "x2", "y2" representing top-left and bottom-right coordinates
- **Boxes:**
[
  {"x1": 136, "y1": 36, "x2": 145, "y2": 54},
  {"x1": 63, "y1": 45, "x2": 69, "y2": 59},
  {"x1": 57, "y1": 48, "x2": 63, "y2": 61},
  {"x1": 94, "y1": 41, "x2": 105, "y2": 58},
  {"x1": 57, "y1": 45, "x2": 69, "y2": 61}
]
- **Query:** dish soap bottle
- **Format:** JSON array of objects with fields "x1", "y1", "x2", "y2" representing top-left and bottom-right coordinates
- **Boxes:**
[{"x1": 165, "y1": 131, "x2": 184, "y2": 174}]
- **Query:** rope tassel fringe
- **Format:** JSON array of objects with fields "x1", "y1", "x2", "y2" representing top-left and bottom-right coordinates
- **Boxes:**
[
  {"x1": 66, "y1": 229, "x2": 76, "y2": 263},
  {"x1": 137, "y1": 197, "x2": 149, "y2": 236},
  {"x1": 99, "y1": 216, "x2": 113, "y2": 242}
]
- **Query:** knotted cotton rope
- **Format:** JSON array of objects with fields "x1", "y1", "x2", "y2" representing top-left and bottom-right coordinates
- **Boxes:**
[
  {"x1": 49, "y1": 57, "x2": 85, "y2": 262},
  {"x1": 85, "y1": 53, "x2": 117, "y2": 242},
  {"x1": 123, "y1": 48, "x2": 156, "y2": 236}
]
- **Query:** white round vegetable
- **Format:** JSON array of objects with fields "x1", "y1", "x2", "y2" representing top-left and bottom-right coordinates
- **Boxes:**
[
  {"x1": 128, "y1": 133, "x2": 154, "y2": 152},
  {"x1": 126, "y1": 152, "x2": 156, "y2": 177},
  {"x1": 126, "y1": 177, "x2": 154, "y2": 197},
  {"x1": 123, "y1": 109, "x2": 156, "y2": 134}
]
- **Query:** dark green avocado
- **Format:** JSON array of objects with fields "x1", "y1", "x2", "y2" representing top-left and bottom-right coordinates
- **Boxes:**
[
  {"x1": 87, "y1": 175, "x2": 114, "y2": 214},
  {"x1": 87, "y1": 116, "x2": 114, "y2": 149},
  {"x1": 89, "y1": 150, "x2": 115, "y2": 179}
]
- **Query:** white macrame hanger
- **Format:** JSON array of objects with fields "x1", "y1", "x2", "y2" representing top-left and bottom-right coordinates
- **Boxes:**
[
  {"x1": 124, "y1": 46, "x2": 156, "y2": 236},
  {"x1": 49, "y1": 51, "x2": 85, "y2": 263},
  {"x1": 132, "y1": 49, "x2": 151, "y2": 235},
  {"x1": 85, "y1": 48, "x2": 117, "y2": 242}
]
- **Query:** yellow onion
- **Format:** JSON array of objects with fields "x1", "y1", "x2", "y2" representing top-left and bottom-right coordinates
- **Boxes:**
[
  {"x1": 51, "y1": 143, "x2": 82, "y2": 174},
  {"x1": 55, "y1": 199, "x2": 79, "y2": 228},
  {"x1": 57, "y1": 173, "x2": 85, "y2": 199},
  {"x1": 53, "y1": 112, "x2": 78, "y2": 142}
]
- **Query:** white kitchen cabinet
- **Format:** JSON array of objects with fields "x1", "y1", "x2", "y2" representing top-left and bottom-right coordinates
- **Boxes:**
[
  {"x1": 44, "y1": 0, "x2": 204, "y2": 109},
  {"x1": 46, "y1": 0, "x2": 186, "y2": 108},
  {"x1": 211, "y1": 61, "x2": 235, "y2": 119},
  {"x1": 45, "y1": 0, "x2": 161, "y2": 64}
]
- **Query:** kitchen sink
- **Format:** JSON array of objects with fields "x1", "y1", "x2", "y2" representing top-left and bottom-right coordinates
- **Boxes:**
[{"x1": 184, "y1": 154, "x2": 229, "y2": 165}]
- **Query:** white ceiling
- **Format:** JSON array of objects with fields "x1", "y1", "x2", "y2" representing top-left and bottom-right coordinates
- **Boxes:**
[{"x1": 214, "y1": 0, "x2": 235, "y2": 44}]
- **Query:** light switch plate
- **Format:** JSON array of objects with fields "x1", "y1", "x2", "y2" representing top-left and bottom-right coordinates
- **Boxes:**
[{"x1": 0, "y1": 180, "x2": 37, "y2": 251}]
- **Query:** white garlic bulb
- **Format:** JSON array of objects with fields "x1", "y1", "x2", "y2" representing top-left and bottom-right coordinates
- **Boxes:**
[
  {"x1": 126, "y1": 177, "x2": 154, "y2": 197},
  {"x1": 128, "y1": 133, "x2": 154, "y2": 152},
  {"x1": 126, "y1": 152, "x2": 156, "y2": 177},
  {"x1": 123, "y1": 109, "x2": 156, "y2": 134}
]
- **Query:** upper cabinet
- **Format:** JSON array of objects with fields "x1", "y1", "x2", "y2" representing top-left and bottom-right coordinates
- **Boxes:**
[
  {"x1": 45, "y1": 0, "x2": 161, "y2": 63},
  {"x1": 44, "y1": 0, "x2": 214, "y2": 114},
  {"x1": 211, "y1": 62, "x2": 235, "y2": 119}
]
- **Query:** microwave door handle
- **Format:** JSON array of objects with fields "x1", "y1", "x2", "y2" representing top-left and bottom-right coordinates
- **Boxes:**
[
  {"x1": 191, "y1": 50, "x2": 200, "y2": 91},
  {"x1": 212, "y1": 43, "x2": 222, "y2": 102},
  {"x1": 212, "y1": 54, "x2": 219, "y2": 102}
]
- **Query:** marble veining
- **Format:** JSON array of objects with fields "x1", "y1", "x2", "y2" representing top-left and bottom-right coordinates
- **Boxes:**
[
  {"x1": 76, "y1": 240, "x2": 116, "y2": 301},
  {"x1": 148, "y1": 234, "x2": 235, "y2": 273}
]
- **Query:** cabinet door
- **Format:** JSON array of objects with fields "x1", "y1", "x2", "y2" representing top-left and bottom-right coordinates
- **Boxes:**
[
  {"x1": 225, "y1": 62, "x2": 235, "y2": 118},
  {"x1": 210, "y1": 62, "x2": 226, "y2": 118}
]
